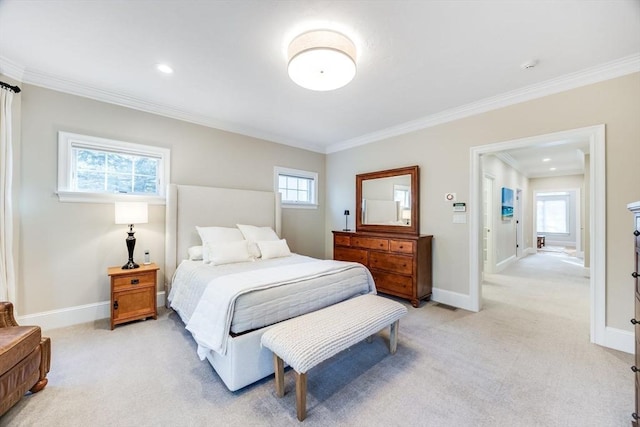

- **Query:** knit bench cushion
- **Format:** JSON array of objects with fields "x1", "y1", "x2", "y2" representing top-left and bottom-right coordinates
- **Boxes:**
[{"x1": 261, "y1": 294, "x2": 407, "y2": 373}]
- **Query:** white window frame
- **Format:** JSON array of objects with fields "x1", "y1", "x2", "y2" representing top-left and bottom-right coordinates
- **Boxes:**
[
  {"x1": 274, "y1": 166, "x2": 318, "y2": 209},
  {"x1": 57, "y1": 131, "x2": 170, "y2": 204},
  {"x1": 536, "y1": 192, "x2": 570, "y2": 235}
]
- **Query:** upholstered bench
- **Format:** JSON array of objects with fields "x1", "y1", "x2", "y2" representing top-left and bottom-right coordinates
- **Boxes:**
[{"x1": 261, "y1": 294, "x2": 407, "y2": 421}]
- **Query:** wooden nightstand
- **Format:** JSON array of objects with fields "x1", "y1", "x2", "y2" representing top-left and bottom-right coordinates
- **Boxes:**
[{"x1": 107, "y1": 263, "x2": 159, "y2": 330}]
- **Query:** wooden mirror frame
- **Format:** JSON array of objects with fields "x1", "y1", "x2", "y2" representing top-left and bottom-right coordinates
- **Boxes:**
[{"x1": 356, "y1": 165, "x2": 419, "y2": 235}]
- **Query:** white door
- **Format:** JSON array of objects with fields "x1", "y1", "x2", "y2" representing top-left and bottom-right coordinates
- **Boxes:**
[
  {"x1": 516, "y1": 188, "x2": 523, "y2": 258},
  {"x1": 483, "y1": 175, "x2": 494, "y2": 274}
]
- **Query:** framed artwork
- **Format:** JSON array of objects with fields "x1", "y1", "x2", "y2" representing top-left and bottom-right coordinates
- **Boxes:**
[{"x1": 501, "y1": 187, "x2": 514, "y2": 220}]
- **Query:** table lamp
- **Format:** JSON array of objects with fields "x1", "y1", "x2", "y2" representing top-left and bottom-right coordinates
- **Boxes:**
[
  {"x1": 401, "y1": 209, "x2": 411, "y2": 225},
  {"x1": 343, "y1": 209, "x2": 350, "y2": 231},
  {"x1": 115, "y1": 202, "x2": 148, "y2": 269}
]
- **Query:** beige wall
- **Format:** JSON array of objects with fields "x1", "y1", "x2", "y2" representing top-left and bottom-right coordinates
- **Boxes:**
[
  {"x1": 326, "y1": 72, "x2": 640, "y2": 332},
  {"x1": 14, "y1": 83, "x2": 325, "y2": 316}
]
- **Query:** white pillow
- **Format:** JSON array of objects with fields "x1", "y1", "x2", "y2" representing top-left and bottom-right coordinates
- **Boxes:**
[
  {"x1": 196, "y1": 226, "x2": 246, "y2": 263},
  {"x1": 236, "y1": 224, "x2": 279, "y2": 241},
  {"x1": 187, "y1": 245, "x2": 203, "y2": 261},
  {"x1": 257, "y1": 239, "x2": 292, "y2": 260},
  {"x1": 204, "y1": 241, "x2": 253, "y2": 266},
  {"x1": 196, "y1": 226, "x2": 245, "y2": 245},
  {"x1": 236, "y1": 224, "x2": 279, "y2": 258}
]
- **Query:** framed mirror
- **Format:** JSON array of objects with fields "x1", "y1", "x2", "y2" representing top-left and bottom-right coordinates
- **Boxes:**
[{"x1": 356, "y1": 165, "x2": 419, "y2": 235}]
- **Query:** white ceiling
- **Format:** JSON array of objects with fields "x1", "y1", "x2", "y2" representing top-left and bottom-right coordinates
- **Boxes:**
[{"x1": 0, "y1": 0, "x2": 638, "y2": 160}]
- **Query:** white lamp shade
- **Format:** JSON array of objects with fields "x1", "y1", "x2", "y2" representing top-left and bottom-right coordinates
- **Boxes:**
[
  {"x1": 115, "y1": 202, "x2": 148, "y2": 225},
  {"x1": 288, "y1": 30, "x2": 356, "y2": 91},
  {"x1": 401, "y1": 210, "x2": 412, "y2": 220}
]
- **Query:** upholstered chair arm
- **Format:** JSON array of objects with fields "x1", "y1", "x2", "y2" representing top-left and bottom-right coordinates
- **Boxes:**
[{"x1": 0, "y1": 302, "x2": 19, "y2": 327}]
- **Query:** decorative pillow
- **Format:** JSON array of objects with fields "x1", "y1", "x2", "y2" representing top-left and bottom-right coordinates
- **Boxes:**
[
  {"x1": 187, "y1": 245, "x2": 203, "y2": 261},
  {"x1": 257, "y1": 239, "x2": 292, "y2": 260},
  {"x1": 204, "y1": 241, "x2": 253, "y2": 266},
  {"x1": 236, "y1": 224, "x2": 279, "y2": 258}
]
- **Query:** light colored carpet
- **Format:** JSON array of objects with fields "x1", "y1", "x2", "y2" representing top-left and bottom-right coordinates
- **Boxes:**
[{"x1": 1, "y1": 252, "x2": 633, "y2": 426}]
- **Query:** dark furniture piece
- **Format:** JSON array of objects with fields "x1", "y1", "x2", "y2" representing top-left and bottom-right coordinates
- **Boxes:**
[
  {"x1": 628, "y1": 201, "x2": 640, "y2": 425},
  {"x1": 333, "y1": 230, "x2": 432, "y2": 307},
  {"x1": 107, "y1": 262, "x2": 158, "y2": 330},
  {"x1": 0, "y1": 302, "x2": 51, "y2": 416}
]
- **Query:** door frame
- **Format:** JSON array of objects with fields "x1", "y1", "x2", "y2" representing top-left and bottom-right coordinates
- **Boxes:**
[
  {"x1": 482, "y1": 174, "x2": 495, "y2": 274},
  {"x1": 469, "y1": 124, "x2": 606, "y2": 347}
]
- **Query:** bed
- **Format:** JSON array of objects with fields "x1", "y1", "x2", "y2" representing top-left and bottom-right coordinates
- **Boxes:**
[{"x1": 165, "y1": 184, "x2": 376, "y2": 391}]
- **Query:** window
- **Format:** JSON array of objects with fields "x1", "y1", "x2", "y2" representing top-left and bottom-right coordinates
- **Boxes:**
[
  {"x1": 58, "y1": 131, "x2": 170, "y2": 204},
  {"x1": 274, "y1": 166, "x2": 318, "y2": 208},
  {"x1": 536, "y1": 192, "x2": 569, "y2": 234}
]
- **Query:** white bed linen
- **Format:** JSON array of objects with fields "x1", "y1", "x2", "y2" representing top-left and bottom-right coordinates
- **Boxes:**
[{"x1": 168, "y1": 255, "x2": 375, "y2": 358}]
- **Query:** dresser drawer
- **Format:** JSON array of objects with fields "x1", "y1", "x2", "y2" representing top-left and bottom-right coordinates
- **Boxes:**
[
  {"x1": 335, "y1": 235, "x2": 351, "y2": 247},
  {"x1": 372, "y1": 270, "x2": 412, "y2": 296},
  {"x1": 112, "y1": 271, "x2": 156, "y2": 290},
  {"x1": 352, "y1": 237, "x2": 389, "y2": 251},
  {"x1": 334, "y1": 247, "x2": 368, "y2": 265},
  {"x1": 390, "y1": 240, "x2": 414, "y2": 254},
  {"x1": 369, "y1": 252, "x2": 412, "y2": 275}
]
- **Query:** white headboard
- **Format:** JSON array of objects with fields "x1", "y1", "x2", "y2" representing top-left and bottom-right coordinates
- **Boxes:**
[{"x1": 164, "y1": 184, "x2": 281, "y2": 284}]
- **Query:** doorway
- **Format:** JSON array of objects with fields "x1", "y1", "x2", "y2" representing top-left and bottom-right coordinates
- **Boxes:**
[
  {"x1": 482, "y1": 174, "x2": 495, "y2": 275},
  {"x1": 469, "y1": 124, "x2": 606, "y2": 347}
]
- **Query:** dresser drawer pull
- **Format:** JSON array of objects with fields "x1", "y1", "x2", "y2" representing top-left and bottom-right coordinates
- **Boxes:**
[
  {"x1": 633, "y1": 413, "x2": 639, "y2": 420},
  {"x1": 631, "y1": 318, "x2": 639, "y2": 325},
  {"x1": 131, "y1": 278, "x2": 140, "y2": 285},
  {"x1": 631, "y1": 366, "x2": 640, "y2": 373},
  {"x1": 633, "y1": 272, "x2": 639, "y2": 278},
  {"x1": 634, "y1": 230, "x2": 640, "y2": 237},
  {"x1": 113, "y1": 301, "x2": 119, "y2": 310}
]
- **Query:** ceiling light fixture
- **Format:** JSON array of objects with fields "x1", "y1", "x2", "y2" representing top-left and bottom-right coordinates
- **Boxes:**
[
  {"x1": 287, "y1": 30, "x2": 356, "y2": 91},
  {"x1": 156, "y1": 64, "x2": 173, "y2": 74},
  {"x1": 542, "y1": 158, "x2": 551, "y2": 162}
]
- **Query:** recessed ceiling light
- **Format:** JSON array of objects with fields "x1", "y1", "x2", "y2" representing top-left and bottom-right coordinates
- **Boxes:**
[
  {"x1": 542, "y1": 158, "x2": 551, "y2": 162},
  {"x1": 550, "y1": 167, "x2": 557, "y2": 171},
  {"x1": 156, "y1": 64, "x2": 173, "y2": 74}
]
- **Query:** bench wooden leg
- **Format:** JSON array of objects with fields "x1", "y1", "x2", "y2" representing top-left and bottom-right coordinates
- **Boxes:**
[
  {"x1": 295, "y1": 371, "x2": 307, "y2": 421},
  {"x1": 389, "y1": 320, "x2": 399, "y2": 354},
  {"x1": 273, "y1": 354, "x2": 284, "y2": 398}
]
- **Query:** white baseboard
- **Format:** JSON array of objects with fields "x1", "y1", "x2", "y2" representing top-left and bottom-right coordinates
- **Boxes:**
[
  {"x1": 602, "y1": 326, "x2": 634, "y2": 354},
  {"x1": 431, "y1": 287, "x2": 478, "y2": 312},
  {"x1": 495, "y1": 255, "x2": 516, "y2": 273},
  {"x1": 17, "y1": 291, "x2": 166, "y2": 332}
]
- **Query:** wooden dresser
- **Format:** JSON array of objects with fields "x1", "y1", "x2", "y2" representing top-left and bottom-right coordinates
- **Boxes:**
[
  {"x1": 629, "y1": 201, "x2": 640, "y2": 425},
  {"x1": 333, "y1": 230, "x2": 432, "y2": 307}
]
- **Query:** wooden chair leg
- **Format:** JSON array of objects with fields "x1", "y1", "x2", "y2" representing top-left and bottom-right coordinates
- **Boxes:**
[
  {"x1": 295, "y1": 371, "x2": 307, "y2": 421},
  {"x1": 274, "y1": 354, "x2": 284, "y2": 398},
  {"x1": 389, "y1": 320, "x2": 399, "y2": 354}
]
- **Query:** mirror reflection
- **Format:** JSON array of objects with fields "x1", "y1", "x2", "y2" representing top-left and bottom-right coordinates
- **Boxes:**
[{"x1": 361, "y1": 174, "x2": 412, "y2": 226}]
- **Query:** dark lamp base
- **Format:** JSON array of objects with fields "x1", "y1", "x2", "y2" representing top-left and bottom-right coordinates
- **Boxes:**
[{"x1": 122, "y1": 260, "x2": 140, "y2": 270}]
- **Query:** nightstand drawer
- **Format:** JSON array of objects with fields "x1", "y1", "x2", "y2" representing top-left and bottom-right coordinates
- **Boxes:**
[{"x1": 113, "y1": 271, "x2": 156, "y2": 290}]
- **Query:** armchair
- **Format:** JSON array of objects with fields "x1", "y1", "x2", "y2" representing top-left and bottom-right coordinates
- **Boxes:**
[{"x1": 0, "y1": 302, "x2": 51, "y2": 416}]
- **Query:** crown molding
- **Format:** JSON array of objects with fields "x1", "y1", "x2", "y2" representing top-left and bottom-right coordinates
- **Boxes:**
[
  {"x1": 326, "y1": 53, "x2": 640, "y2": 153},
  {"x1": 2, "y1": 53, "x2": 638, "y2": 156},
  {"x1": 0, "y1": 56, "x2": 326, "y2": 154}
]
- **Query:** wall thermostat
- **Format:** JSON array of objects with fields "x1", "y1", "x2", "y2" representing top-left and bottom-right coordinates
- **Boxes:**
[{"x1": 453, "y1": 202, "x2": 466, "y2": 212}]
